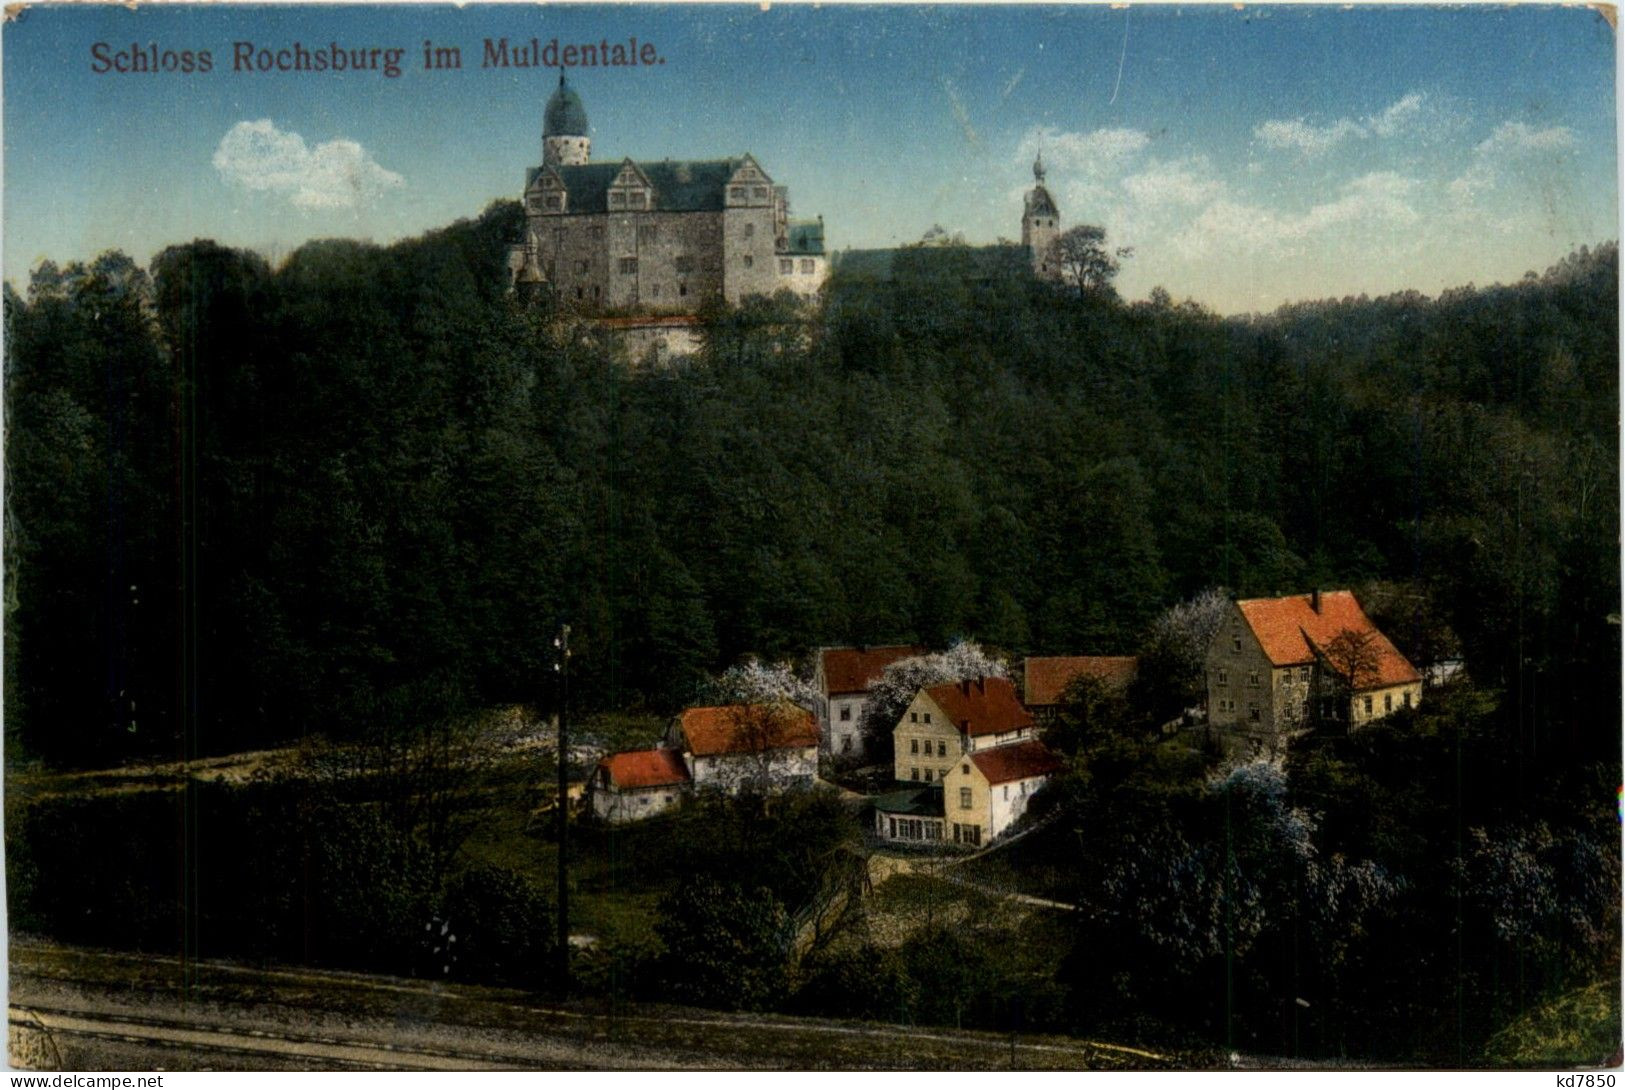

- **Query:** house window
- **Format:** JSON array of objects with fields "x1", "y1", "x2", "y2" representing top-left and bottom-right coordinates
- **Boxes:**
[
  {"x1": 545, "y1": 195, "x2": 561, "y2": 210},
  {"x1": 961, "y1": 763, "x2": 969, "y2": 774},
  {"x1": 889, "y1": 818, "x2": 897, "y2": 837},
  {"x1": 1003, "y1": 785, "x2": 1009, "y2": 800},
  {"x1": 841, "y1": 736, "x2": 852, "y2": 753},
  {"x1": 1364, "y1": 695, "x2": 1373, "y2": 715},
  {"x1": 936, "y1": 741, "x2": 946, "y2": 757},
  {"x1": 923, "y1": 713, "x2": 932, "y2": 724},
  {"x1": 628, "y1": 193, "x2": 647, "y2": 210},
  {"x1": 910, "y1": 767, "x2": 919, "y2": 781},
  {"x1": 801, "y1": 259, "x2": 815, "y2": 274},
  {"x1": 910, "y1": 739, "x2": 919, "y2": 755},
  {"x1": 1233, "y1": 635, "x2": 1242, "y2": 652},
  {"x1": 1385, "y1": 693, "x2": 1393, "y2": 712},
  {"x1": 1248, "y1": 671, "x2": 1260, "y2": 687},
  {"x1": 1248, "y1": 704, "x2": 1260, "y2": 722},
  {"x1": 1218, "y1": 669, "x2": 1228, "y2": 685},
  {"x1": 1020, "y1": 781, "x2": 1028, "y2": 796},
  {"x1": 610, "y1": 192, "x2": 626, "y2": 209},
  {"x1": 924, "y1": 769, "x2": 933, "y2": 783},
  {"x1": 730, "y1": 186, "x2": 747, "y2": 200},
  {"x1": 753, "y1": 186, "x2": 769, "y2": 199},
  {"x1": 619, "y1": 257, "x2": 638, "y2": 275},
  {"x1": 960, "y1": 787, "x2": 973, "y2": 809},
  {"x1": 1301, "y1": 666, "x2": 1312, "y2": 681},
  {"x1": 839, "y1": 706, "x2": 851, "y2": 722},
  {"x1": 780, "y1": 258, "x2": 793, "y2": 274},
  {"x1": 910, "y1": 712, "x2": 918, "y2": 723},
  {"x1": 1403, "y1": 691, "x2": 1412, "y2": 708}
]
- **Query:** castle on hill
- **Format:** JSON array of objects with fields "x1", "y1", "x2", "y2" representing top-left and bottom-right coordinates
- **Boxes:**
[{"x1": 509, "y1": 74, "x2": 829, "y2": 311}]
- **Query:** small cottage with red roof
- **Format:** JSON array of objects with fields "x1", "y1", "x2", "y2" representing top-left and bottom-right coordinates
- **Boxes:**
[
  {"x1": 942, "y1": 740, "x2": 1064, "y2": 846},
  {"x1": 666, "y1": 702, "x2": 820, "y2": 794},
  {"x1": 1207, "y1": 589, "x2": 1422, "y2": 741},
  {"x1": 590, "y1": 747, "x2": 690, "y2": 824},
  {"x1": 813, "y1": 645, "x2": 925, "y2": 763},
  {"x1": 891, "y1": 676, "x2": 1037, "y2": 786}
]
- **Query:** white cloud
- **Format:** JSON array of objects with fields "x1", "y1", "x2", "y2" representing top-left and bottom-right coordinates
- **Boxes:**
[
  {"x1": 1474, "y1": 120, "x2": 1577, "y2": 156},
  {"x1": 1120, "y1": 156, "x2": 1224, "y2": 207},
  {"x1": 1176, "y1": 171, "x2": 1419, "y2": 257},
  {"x1": 1447, "y1": 120, "x2": 1577, "y2": 202},
  {"x1": 213, "y1": 120, "x2": 404, "y2": 211},
  {"x1": 1254, "y1": 92, "x2": 1429, "y2": 154},
  {"x1": 1016, "y1": 124, "x2": 1150, "y2": 176}
]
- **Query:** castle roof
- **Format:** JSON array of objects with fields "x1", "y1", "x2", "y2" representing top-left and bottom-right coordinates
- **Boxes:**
[
  {"x1": 787, "y1": 220, "x2": 826, "y2": 256},
  {"x1": 1025, "y1": 184, "x2": 1059, "y2": 218},
  {"x1": 527, "y1": 158, "x2": 753, "y2": 213},
  {"x1": 544, "y1": 74, "x2": 589, "y2": 137},
  {"x1": 1236, "y1": 591, "x2": 1422, "y2": 690}
]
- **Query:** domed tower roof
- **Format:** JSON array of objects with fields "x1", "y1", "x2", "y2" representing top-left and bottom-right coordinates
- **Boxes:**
[{"x1": 544, "y1": 73, "x2": 589, "y2": 138}]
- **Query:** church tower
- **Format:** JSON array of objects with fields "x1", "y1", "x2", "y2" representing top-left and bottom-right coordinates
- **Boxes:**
[
  {"x1": 543, "y1": 72, "x2": 591, "y2": 167},
  {"x1": 1022, "y1": 154, "x2": 1061, "y2": 277}
]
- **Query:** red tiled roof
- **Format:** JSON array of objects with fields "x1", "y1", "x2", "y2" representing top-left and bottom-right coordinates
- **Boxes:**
[
  {"x1": 598, "y1": 747, "x2": 690, "y2": 790},
  {"x1": 677, "y1": 703, "x2": 819, "y2": 757},
  {"x1": 969, "y1": 740, "x2": 1063, "y2": 785},
  {"x1": 1237, "y1": 591, "x2": 1422, "y2": 689},
  {"x1": 1023, "y1": 656, "x2": 1138, "y2": 707},
  {"x1": 820, "y1": 645, "x2": 925, "y2": 695},
  {"x1": 924, "y1": 676, "x2": 1034, "y2": 737}
]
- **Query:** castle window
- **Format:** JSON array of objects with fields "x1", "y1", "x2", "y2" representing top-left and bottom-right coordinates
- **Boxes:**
[
  {"x1": 1217, "y1": 669, "x2": 1228, "y2": 685},
  {"x1": 674, "y1": 256, "x2": 694, "y2": 273},
  {"x1": 619, "y1": 257, "x2": 637, "y2": 275},
  {"x1": 744, "y1": 223, "x2": 755, "y2": 238},
  {"x1": 1248, "y1": 671, "x2": 1260, "y2": 687},
  {"x1": 1248, "y1": 704, "x2": 1260, "y2": 722},
  {"x1": 779, "y1": 259, "x2": 793, "y2": 274},
  {"x1": 575, "y1": 287, "x2": 583, "y2": 299},
  {"x1": 800, "y1": 259, "x2": 815, "y2": 274},
  {"x1": 743, "y1": 256, "x2": 753, "y2": 268},
  {"x1": 678, "y1": 284, "x2": 687, "y2": 297}
]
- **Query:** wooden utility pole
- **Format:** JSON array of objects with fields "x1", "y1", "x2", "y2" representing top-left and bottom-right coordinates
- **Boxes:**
[{"x1": 554, "y1": 622, "x2": 571, "y2": 990}]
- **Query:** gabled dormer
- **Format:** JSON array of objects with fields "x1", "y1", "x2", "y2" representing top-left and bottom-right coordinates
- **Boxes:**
[
  {"x1": 526, "y1": 165, "x2": 569, "y2": 216},
  {"x1": 725, "y1": 155, "x2": 775, "y2": 207},
  {"x1": 608, "y1": 158, "x2": 654, "y2": 212}
]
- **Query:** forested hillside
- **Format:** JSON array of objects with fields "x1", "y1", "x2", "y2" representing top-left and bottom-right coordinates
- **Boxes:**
[{"x1": 6, "y1": 201, "x2": 1615, "y2": 771}]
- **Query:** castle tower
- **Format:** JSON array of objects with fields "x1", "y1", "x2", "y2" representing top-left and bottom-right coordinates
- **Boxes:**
[
  {"x1": 1022, "y1": 153, "x2": 1061, "y2": 277},
  {"x1": 543, "y1": 72, "x2": 591, "y2": 167}
]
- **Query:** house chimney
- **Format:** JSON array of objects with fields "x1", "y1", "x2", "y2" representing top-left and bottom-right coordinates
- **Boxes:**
[{"x1": 1311, "y1": 589, "x2": 1321, "y2": 613}]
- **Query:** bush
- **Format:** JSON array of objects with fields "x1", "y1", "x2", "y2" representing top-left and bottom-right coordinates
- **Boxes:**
[{"x1": 435, "y1": 863, "x2": 557, "y2": 989}]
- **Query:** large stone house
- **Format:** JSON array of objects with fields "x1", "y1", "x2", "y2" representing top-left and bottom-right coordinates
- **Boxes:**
[
  {"x1": 590, "y1": 747, "x2": 690, "y2": 824},
  {"x1": 1205, "y1": 590, "x2": 1423, "y2": 743},
  {"x1": 666, "y1": 703, "x2": 819, "y2": 794},
  {"x1": 813, "y1": 645, "x2": 924, "y2": 763},
  {"x1": 511, "y1": 74, "x2": 827, "y2": 310},
  {"x1": 1022, "y1": 655, "x2": 1138, "y2": 725},
  {"x1": 891, "y1": 676, "x2": 1036, "y2": 786}
]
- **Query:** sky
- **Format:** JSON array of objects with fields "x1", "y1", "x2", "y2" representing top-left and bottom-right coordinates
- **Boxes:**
[{"x1": 3, "y1": 3, "x2": 1617, "y2": 314}]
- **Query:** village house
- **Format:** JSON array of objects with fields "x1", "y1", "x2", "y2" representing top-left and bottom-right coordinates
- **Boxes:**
[
  {"x1": 1022, "y1": 655, "x2": 1138, "y2": 725},
  {"x1": 891, "y1": 676, "x2": 1036, "y2": 785},
  {"x1": 1206, "y1": 589, "x2": 1423, "y2": 743},
  {"x1": 813, "y1": 645, "x2": 924, "y2": 763},
  {"x1": 666, "y1": 702, "x2": 819, "y2": 795},
  {"x1": 941, "y1": 740, "x2": 1063, "y2": 847},
  {"x1": 589, "y1": 747, "x2": 690, "y2": 824}
]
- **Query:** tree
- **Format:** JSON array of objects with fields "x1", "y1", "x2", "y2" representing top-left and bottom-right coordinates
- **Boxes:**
[
  {"x1": 654, "y1": 876, "x2": 790, "y2": 1010},
  {"x1": 1044, "y1": 225, "x2": 1132, "y2": 300},
  {"x1": 1135, "y1": 587, "x2": 1231, "y2": 721},
  {"x1": 857, "y1": 641, "x2": 1009, "y2": 763}
]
